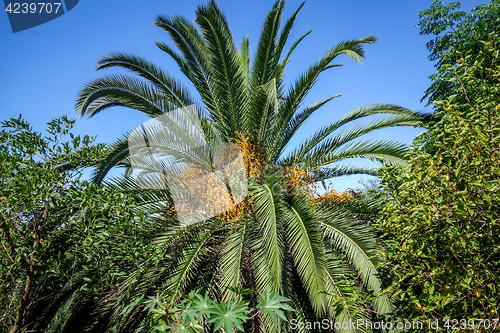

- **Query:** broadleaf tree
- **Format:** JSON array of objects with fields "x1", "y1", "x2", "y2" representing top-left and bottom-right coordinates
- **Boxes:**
[
  {"x1": 376, "y1": 37, "x2": 500, "y2": 330},
  {"x1": 0, "y1": 116, "x2": 109, "y2": 333}
]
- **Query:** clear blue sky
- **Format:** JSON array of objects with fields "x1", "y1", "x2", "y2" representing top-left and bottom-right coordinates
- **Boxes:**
[{"x1": 0, "y1": 0, "x2": 483, "y2": 190}]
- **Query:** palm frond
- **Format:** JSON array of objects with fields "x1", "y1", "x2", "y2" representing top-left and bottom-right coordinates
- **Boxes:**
[
  {"x1": 282, "y1": 194, "x2": 327, "y2": 314},
  {"x1": 216, "y1": 218, "x2": 250, "y2": 302},
  {"x1": 273, "y1": 94, "x2": 341, "y2": 159},
  {"x1": 154, "y1": 14, "x2": 228, "y2": 136},
  {"x1": 240, "y1": 36, "x2": 250, "y2": 89},
  {"x1": 311, "y1": 165, "x2": 379, "y2": 181},
  {"x1": 96, "y1": 52, "x2": 196, "y2": 108},
  {"x1": 280, "y1": 104, "x2": 428, "y2": 165},
  {"x1": 76, "y1": 74, "x2": 171, "y2": 118},
  {"x1": 249, "y1": 175, "x2": 284, "y2": 293},
  {"x1": 319, "y1": 203, "x2": 394, "y2": 316},
  {"x1": 91, "y1": 136, "x2": 130, "y2": 184},
  {"x1": 280, "y1": 29, "x2": 312, "y2": 68},
  {"x1": 323, "y1": 252, "x2": 371, "y2": 333},
  {"x1": 160, "y1": 220, "x2": 221, "y2": 297},
  {"x1": 299, "y1": 139, "x2": 409, "y2": 175},
  {"x1": 275, "y1": 2, "x2": 306, "y2": 64},
  {"x1": 195, "y1": 1, "x2": 248, "y2": 137},
  {"x1": 269, "y1": 37, "x2": 378, "y2": 158}
]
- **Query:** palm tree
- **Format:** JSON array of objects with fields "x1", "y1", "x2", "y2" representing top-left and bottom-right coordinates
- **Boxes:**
[{"x1": 68, "y1": 1, "x2": 427, "y2": 332}]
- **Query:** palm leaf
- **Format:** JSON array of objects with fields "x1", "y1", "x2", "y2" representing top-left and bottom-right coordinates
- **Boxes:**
[
  {"x1": 217, "y1": 218, "x2": 249, "y2": 301},
  {"x1": 282, "y1": 194, "x2": 327, "y2": 313},
  {"x1": 269, "y1": 36, "x2": 379, "y2": 158},
  {"x1": 195, "y1": 1, "x2": 248, "y2": 137},
  {"x1": 249, "y1": 175, "x2": 284, "y2": 293},
  {"x1": 76, "y1": 74, "x2": 173, "y2": 118},
  {"x1": 280, "y1": 104, "x2": 428, "y2": 165},
  {"x1": 95, "y1": 52, "x2": 196, "y2": 108},
  {"x1": 319, "y1": 203, "x2": 394, "y2": 316}
]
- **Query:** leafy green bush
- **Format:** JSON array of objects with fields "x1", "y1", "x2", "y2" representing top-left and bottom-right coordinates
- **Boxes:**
[
  {"x1": 0, "y1": 116, "x2": 107, "y2": 333},
  {"x1": 0, "y1": 116, "x2": 157, "y2": 333},
  {"x1": 376, "y1": 37, "x2": 500, "y2": 330}
]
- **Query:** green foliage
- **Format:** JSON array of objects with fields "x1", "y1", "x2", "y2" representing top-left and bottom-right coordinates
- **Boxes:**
[
  {"x1": 18, "y1": 1, "x2": 429, "y2": 332},
  {"x1": 78, "y1": 1, "x2": 427, "y2": 184},
  {"x1": 60, "y1": 2, "x2": 425, "y2": 332},
  {"x1": 0, "y1": 116, "x2": 159, "y2": 333},
  {"x1": 23, "y1": 184, "x2": 163, "y2": 333},
  {"x1": 0, "y1": 115, "x2": 108, "y2": 333},
  {"x1": 416, "y1": 0, "x2": 500, "y2": 152},
  {"x1": 206, "y1": 300, "x2": 251, "y2": 332},
  {"x1": 417, "y1": 0, "x2": 500, "y2": 106},
  {"x1": 256, "y1": 289, "x2": 295, "y2": 321},
  {"x1": 122, "y1": 289, "x2": 294, "y2": 332},
  {"x1": 376, "y1": 39, "x2": 500, "y2": 330}
]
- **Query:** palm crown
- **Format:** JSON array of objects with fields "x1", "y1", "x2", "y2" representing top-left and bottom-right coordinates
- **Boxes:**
[{"x1": 75, "y1": 1, "x2": 426, "y2": 332}]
